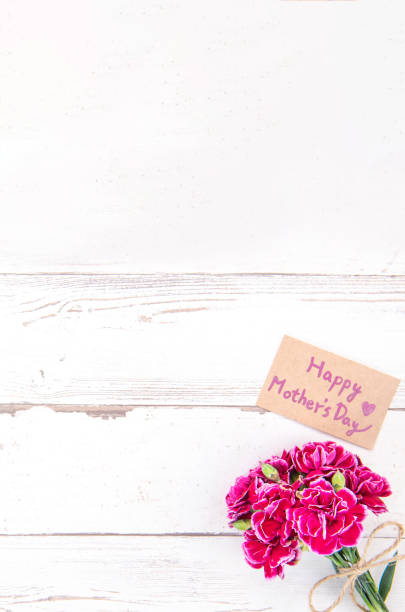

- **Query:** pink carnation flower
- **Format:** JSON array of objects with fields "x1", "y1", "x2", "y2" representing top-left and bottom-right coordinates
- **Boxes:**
[
  {"x1": 226, "y1": 454, "x2": 293, "y2": 524},
  {"x1": 288, "y1": 478, "x2": 366, "y2": 555},
  {"x1": 347, "y1": 465, "x2": 391, "y2": 515},
  {"x1": 242, "y1": 482, "x2": 301, "y2": 579},
  {"x1": 242, "y1": 529, "x2": 301, "y2": 579},
  {"x1": 290, "y1": 441, "x2": 359, "y2": 481},
  {"x1": 225, "y1": 474, "x2": 261, "y2": 522},
  {"x1": 251, "y1": 483, "x2": 297, "y2": 544}
]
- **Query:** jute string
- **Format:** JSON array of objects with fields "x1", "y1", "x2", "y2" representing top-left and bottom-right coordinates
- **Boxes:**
[{"x1": 309, "y1": 521, "x2": 405, "y2": 612}]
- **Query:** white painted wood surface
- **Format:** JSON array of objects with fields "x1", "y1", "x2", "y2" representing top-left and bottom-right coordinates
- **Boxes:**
[
  {"x1": 1, "y1": 1, "x2": 405, "y2": 610},
  {"x1": 0, "y1": 535, "x2": 403, "y2": 612},
  {"x1": 0, "y1": 407, "x2": 404, "y2": 535},
  {"x1": 0, "y1": 280, "x2": 403, "y2": 611},
  {"x1": 0, "y1": 274, "x2": 403, "y2": 406},
  {"x1": 1, "y1": 1, "x2": 405, "y2": 275}
]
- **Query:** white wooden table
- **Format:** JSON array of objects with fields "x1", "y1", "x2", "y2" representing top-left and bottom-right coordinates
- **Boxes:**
[{"x1": 1, "y1": 2, "x2": 404, "y2": 610}]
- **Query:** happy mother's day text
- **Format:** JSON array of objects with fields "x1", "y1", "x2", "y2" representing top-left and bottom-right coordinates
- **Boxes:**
[{"x1": 267, "y1": 356, "x2": 372, "y2": 438}]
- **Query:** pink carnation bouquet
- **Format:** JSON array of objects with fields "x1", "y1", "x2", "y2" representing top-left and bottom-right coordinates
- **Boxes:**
[{"x1": 226, "y1": 441, "x2": 397, "y2": 612}]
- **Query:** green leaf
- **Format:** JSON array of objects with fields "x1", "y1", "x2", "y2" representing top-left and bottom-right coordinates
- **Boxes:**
[
  {"x1": 261, "y1": 463, "x2": 280, "y2": 481},
  {"x1": 331, "y1": 470, "x2": 346, "y2": 491},
  {"x1": 232, "y1": 519, "x2": 251, "y2": 531},
  {"x1": 378, "y1": 553, "x2": 398, "y2": 602}
]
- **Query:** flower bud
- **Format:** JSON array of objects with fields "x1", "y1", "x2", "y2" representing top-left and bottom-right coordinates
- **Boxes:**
[
  {"x1": 332, "y1": 470, "x2": 346, "y2": 492},
  {"x1": 261, "y1": 463, "x2": 280, "y2": 481},
  {"x1": 232, "y1": 518, "x2": 251, "y2": 531}
]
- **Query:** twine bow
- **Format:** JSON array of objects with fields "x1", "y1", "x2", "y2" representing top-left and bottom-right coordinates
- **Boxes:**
[{"x1": 309, "y1": 521, "x2": 405, "y2": 612}]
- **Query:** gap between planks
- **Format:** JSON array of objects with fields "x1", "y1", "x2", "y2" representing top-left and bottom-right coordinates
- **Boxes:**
[{"x1": 0, "y1": 404, "x2": 403, "y2": 417}]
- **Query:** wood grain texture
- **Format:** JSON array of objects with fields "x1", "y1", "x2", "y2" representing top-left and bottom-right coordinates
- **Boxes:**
[
  {"x1": 0, "y1": 535, "x2": 403, "y2": 612},
  {"x1": 0, "y1": 274, "x2": 403, "y2": 406},
  {"x1": 1, "y1": 2, "x2": 405, "y2": 275},
  {"x1": 0, "y1": 407, "x2": 403, "y2": 535}
]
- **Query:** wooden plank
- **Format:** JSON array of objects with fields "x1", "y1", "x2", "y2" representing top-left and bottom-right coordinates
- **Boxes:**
[
  {"x1": 0, "y1": 407, "x2": 403, "y2": 534},
  {"x1": 1, "y1": 3, "x2": 405, "y2": 275},
  {"x1": 0, "y1": 274, "x2": 403, "y2": 406},
  {"x1": 0, "y1": 535, "x2": 403, "y2": 611}
]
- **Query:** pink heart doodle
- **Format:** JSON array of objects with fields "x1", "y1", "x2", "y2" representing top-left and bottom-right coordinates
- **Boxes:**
[{"x1": 362, "y1": 401, "x2": 376, "y2": 416}]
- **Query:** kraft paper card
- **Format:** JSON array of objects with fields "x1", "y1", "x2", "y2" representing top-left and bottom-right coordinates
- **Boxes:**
[{"x1": 257, "y1": 335, "x2": 400, "y2": 449}]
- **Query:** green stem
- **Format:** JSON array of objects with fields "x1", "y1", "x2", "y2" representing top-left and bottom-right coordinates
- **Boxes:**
[{"x1": 328, "y1": 547, "x2": 389, "y2": 612}]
